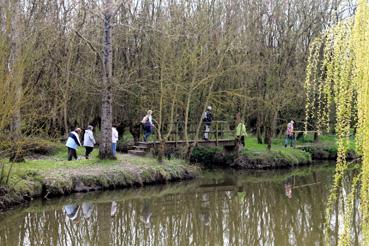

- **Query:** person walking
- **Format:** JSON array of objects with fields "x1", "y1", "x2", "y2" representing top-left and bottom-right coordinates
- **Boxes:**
[
  {"x1": 83, "y1": 125, "x2": 96, "y2": 159},
  {"x1": 285, "y1": 120, "x2": 295, "y2": 147},
  {"x1": 203, "y1": 106, "x2": 213, "y2": 141},
  {"x1": 235, "y1": 119, "x2": 248, "y2": 151},
  {"x1": 142, "y1": 110, "x2": 154, "y2": 142},
  {"x1": 112, "y1": 124, "x2": 119, "y2": 158},
  {"x1": 65, "y1": 128, "x2": 82, "y2": 161}
]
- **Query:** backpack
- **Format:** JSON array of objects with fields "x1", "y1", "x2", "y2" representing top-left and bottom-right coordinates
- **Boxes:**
[{"x1": 141, "y1": 116, "x2": 148, "y2": 124}]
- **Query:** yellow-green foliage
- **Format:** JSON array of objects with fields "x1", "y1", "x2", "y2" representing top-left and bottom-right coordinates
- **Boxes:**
[{"x1": 304, "y1": 1, "x2": 369, "y2": 244}]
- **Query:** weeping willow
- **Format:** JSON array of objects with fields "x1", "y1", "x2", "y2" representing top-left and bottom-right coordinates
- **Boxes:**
[{"x1": 304, "y1": 0, "x2": 369, "y2": 245}]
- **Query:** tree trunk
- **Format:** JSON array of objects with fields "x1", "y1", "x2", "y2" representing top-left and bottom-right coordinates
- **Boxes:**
[
  {"x1": 99, "y1": 0, "x2": 114, "y2": 159},
  {"x1": 256, "y1": 112, "x2": 263, "y2": 144},
  {"x1": 7, "y1": 1, "x2": 24, "y2": 162},
  {"x1": 314, "y1": 131, "x2": 320, "y2": 143},
  {"x1": 9, "y1": 2, "x2": 21, "y2": 137},
  {"x1": 157, "y1": 140, "x2": 165, "y2": 163},
  {"x1": 264, "y1": 125, "x2": 272, "y2": 150},
  {"x1": 265, "y1": 110, "x2": 278, "y2": 150}
]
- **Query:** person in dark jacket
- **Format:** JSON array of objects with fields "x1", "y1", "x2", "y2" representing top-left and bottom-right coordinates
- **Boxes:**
[
  {"x1": 65, "y1": 128, "x2": 82, "y2": 161},
  {"x1": 203, "y1": 106, "x2": 213, "y2": 141}
]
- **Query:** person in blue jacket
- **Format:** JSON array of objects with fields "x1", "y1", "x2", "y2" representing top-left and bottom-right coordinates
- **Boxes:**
[{"x1": 65, "y1": 128, "x2": 82, "y2": 161}]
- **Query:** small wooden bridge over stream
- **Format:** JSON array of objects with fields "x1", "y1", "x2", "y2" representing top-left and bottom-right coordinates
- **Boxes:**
[
  {"x1": 127, "y1": 121, "x2": 320, "y2": 156},
  {"x1": 128, "y1": 121, "x2": 237, "y2": 156}
]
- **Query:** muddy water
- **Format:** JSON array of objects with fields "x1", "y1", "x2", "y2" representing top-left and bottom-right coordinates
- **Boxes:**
[{"x1": 0, "y1": 163, "x2": 360, "y2": 246}]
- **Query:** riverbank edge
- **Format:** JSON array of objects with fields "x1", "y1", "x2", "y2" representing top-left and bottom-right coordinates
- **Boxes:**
[
  {"x1": 0, "y1": 161, "x2": 200, "y2": 212},
  {"x1": 190, "y1": 144, "x2": 359, "y2": 169}
]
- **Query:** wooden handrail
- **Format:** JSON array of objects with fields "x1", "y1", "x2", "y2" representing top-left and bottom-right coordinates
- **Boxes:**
[{"x1": 149, "y1": 120, "x2": 232, "y2": 143}]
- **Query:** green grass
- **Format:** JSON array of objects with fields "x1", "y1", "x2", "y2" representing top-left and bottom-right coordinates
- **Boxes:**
[
  {"x1": 0, "y1": 143, "x2": 199, "y2": 211},
  {"x1": 236, "y1": 136, "x2": 312, "y2": 165},
  {"x1": 244, "y1": 133, "x2": 357, "y2": 161},
  {"x1": 190, "y1": 136, "x2": 312, "y2": 167}
]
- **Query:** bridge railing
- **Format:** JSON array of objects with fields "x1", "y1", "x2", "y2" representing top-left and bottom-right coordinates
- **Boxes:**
[{"x1": 153, "y1": 120, "x2": 234, "y2": 145}]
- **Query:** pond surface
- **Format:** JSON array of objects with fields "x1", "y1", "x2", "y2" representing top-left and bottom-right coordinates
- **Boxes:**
[{"x1": 0, "y1": 162, "x2": 361, "y2": 246}]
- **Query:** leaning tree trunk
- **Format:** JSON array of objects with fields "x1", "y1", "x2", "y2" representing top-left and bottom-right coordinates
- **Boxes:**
[{"x1": 99, "y1": 0, "x2": 114, "y2": 159}]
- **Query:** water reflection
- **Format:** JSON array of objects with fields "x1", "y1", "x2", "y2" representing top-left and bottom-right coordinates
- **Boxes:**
[
  {"x1": 140, "y1": 199, "x2": 152, "y2": 229},
  {"x1": 0, "y1": 164, "x2": 361, "y2": 246},
  {"x1": 82, "y1": 203, "x2": 94, "y2": 220}
]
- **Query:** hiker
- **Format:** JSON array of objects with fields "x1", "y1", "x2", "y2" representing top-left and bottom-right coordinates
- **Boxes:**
[
  {"x1": 285, "y1": 120, "x2": 295, "y2": 147},
  {"x1": 235, "y1": 117, "x2": 247, "y2": 151},
  {"x1": 83, "y1": 125, "x2": 96, "y2": 159},
  {"x1": 203, "y1": 106, "x2": 213, "y2": 141},
  {"x1": 65, "y1": 128, "x2": 82, "y2": 161},
  {"x1": 112, "y1": 124, "x2": 119, "y2": 158},
  {"x1": 142, "y1": 110, "x2": 154, "y2": 142}
]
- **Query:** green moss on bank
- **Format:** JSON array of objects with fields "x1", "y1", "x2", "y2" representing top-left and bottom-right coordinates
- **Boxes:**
[
  {"x1": 236, "y1": 135, "x2": 356, "y2": 168},
  {"x1": 0, "y1": 149, "x2": 200, "y2": 211},
  {"x1": 191, "y1": 137, "x2": 312, "y2": 169},
  {"x1": 235, "y1": 147, "x2": 312, "y2": 169}
]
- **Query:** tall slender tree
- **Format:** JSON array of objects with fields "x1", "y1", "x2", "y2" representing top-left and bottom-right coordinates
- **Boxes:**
[{"x1": 99, "y1": 0, "x2": 114, "y2": 159}]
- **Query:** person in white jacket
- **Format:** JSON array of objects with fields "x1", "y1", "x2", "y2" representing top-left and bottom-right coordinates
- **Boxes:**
[
  {"x1": 83, "y1": 125, "x2": 96, "y2": 159},
  {"x1": 112, "y1": 124, "x2": 119, "y2": 158}
]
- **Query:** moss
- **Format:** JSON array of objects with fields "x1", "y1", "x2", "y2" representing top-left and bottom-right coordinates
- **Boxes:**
[
  {"x1": 298, "y1": 143, "x2": 358, "y2": 160},
  {"x1": 190, "y1": 140, "x2": 312, "y2": 169},
  {"x1": 231, "y1": 148, "x2": 312, "y2": 169},
  {"x1": 0, "y1": 153, "x2": 200, "y2": 211}
]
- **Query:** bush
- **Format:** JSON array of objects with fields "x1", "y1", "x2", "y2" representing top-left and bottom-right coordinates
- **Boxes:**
[
  {"x1": 0, "y1": 137, "x2": 60, "y2": 159},
  {"x1": 116, "y1": 132, "x2": 134, "y2": 153},
  {"x1": 190, "y1": 146, "x2": 235, "y2": 167}
]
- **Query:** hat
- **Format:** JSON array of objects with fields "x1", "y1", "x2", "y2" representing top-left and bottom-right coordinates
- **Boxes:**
[
  {"x1": 87, "y1": 125, "x2": 93, "y2": 130},
  {"x1": 207, "y1": 106, "x2": 212, "y2": 110}
]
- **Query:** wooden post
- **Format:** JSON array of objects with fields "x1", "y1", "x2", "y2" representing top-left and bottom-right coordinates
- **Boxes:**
[
  {"x1": 314, "y1": 130, "x2": 320, "y2": 143},
  {"x1": 175, "y1": 122, "x2": 178, "y2": 147},
  {"x1": 215, "y1": 121, "x2": 219, "y2": 146}
]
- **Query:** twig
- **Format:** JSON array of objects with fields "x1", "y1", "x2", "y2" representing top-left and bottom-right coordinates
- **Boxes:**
[
  {"x1": 74, "y1": 30, "x2": 102, "y2": 61},
  {"x1": 44, "y1": 191, "x2": 50, "y2": 200}
]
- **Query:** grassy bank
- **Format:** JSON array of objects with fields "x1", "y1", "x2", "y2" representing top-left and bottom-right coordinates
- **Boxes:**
[
  {"x1": 191, "y1": 137, "x2": 312, "y2": 169},
  {"x1": 190, "y1": 133, "x2": 359, "y2": 169},
  {"x1": 0, "y1": 146, "x2": 200, "y2": 211},
  {"x1": 235, "y1": 137, "x2": 313, "y2": 169},
  {"x1": 295, "y1": 134, "x2": 357, "y2": 160}
]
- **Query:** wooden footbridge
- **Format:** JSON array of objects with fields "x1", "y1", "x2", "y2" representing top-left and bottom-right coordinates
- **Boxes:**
[
  {"x1": 127, "y1": 120, "x2": 321, "y2": 156},
  {"x1": 128, "y1": 121, "x2": 237, "y2": 156}
]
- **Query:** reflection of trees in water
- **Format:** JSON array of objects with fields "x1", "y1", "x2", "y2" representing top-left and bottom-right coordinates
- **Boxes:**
[
  {"x1": 0, "y1": 172, "x2": 360, "y2": 245},
  {"x1": 327, "y1": 169, "x2": 362, "y2": 246}
]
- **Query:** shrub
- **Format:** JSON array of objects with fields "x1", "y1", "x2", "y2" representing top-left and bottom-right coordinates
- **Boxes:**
[
  {"x1": 190, "y1": 146, "x2": 235, "y2": 167},
  {"x1": 0, "y1": 136, "x2": 60, "y2": 159}
]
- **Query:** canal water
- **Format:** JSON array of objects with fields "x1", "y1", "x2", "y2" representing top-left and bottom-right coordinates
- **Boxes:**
[{"x1": 0, "y1": 163, "x2": 360, "y2": 246}]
